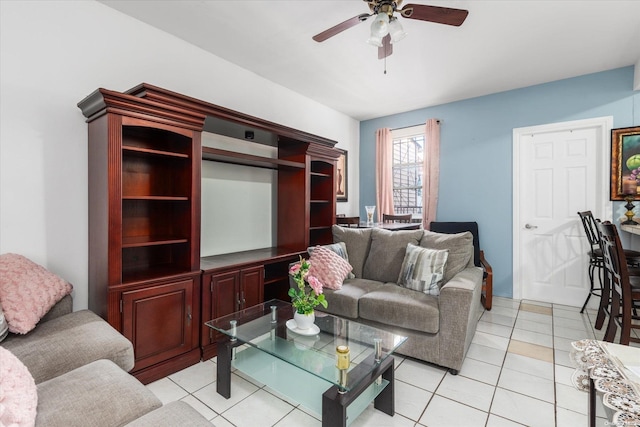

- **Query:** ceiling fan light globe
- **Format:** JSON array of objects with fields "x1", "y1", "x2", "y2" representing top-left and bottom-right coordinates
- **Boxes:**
[
  {"x1": 366, "y1": 34, "x2": 383, "y2": 47},
  {"x1": 370, "y1": 12, "x2": 389, "y2": 38},
  {"x1": 388, "y1": 18, "x2": 407, "y2": 43}
]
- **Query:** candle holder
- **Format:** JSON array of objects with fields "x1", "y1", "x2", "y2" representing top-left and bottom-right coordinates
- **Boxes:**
[
  {"x1": 623, "y1": 195, "x2": 639, "y2": 225},
  {"x1": 365, "y1": 205, "x2": 376, "y2": 224}
]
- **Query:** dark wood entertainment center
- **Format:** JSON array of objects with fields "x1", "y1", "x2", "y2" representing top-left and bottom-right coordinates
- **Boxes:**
[{"x1": 78, "y1": 83, "x2": 340, "y2": 383}]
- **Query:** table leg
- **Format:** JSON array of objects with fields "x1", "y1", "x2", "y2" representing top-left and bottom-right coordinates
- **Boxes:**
[
  {"x1": 322, "y1": 393, "x2": 347, "y2": 427},
  {"x1": 216, "y1": 338, "x2": 233, "y2": 399},
  {"x1": 374, "y1": 358, "x2": 394, "y2": 415},
  {"x1": 589, "y1": 378, "x2": 596, "y2": 427},
  {"x1": 321, "y1": 355, "x2": 395, "y2": 427}
]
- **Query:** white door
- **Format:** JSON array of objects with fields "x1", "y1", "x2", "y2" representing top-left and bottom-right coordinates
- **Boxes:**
[{"x1": 513, "y1": 117, "x2": 611, "y2": 306}]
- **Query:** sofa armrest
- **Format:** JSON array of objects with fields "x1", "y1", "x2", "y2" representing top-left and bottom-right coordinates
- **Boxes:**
[
  {"x1": 40, "y1": 294, "x2": 73, "y2": 324},
  {"x1": 437, "y1": 266, "x2": 484, "y2": 372},
  {"x1": 479, "y1": 250, "x2": 493, "y2": 310}
]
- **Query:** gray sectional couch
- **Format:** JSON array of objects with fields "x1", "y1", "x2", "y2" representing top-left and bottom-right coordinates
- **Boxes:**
[
  {"x1": 320, "y1": 225, "x2": 485, "y2": 374},
  {"x1": 1, "y1": 294, "x2": 210, "y2": 427}
]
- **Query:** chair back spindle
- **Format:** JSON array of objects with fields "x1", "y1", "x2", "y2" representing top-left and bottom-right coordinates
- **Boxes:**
[{"x1": 597, "y1": 221, "x2": 640, "y2": 345}]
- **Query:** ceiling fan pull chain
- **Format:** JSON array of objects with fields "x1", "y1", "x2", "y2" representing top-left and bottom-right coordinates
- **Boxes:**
[{"x1": 384, "y1": 55, "x2": 387, "y2": 74}]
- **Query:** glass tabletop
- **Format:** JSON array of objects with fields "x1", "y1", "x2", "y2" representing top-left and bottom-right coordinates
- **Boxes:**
[{"x1": 206, "y1": 299, "x2": 407, "y2": 392}]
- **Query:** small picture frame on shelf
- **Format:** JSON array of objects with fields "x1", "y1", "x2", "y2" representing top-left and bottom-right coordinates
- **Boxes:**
[
  {"x1": 336, "y1": 149, "x2": 348, "y2": 202},
  {"x1": 610, "y1": 126, "x2": 640, "y2": 200}
]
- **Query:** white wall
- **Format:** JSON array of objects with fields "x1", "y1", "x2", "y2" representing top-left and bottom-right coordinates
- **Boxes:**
[
  {"x1": 201, "y1": 133, "x2": 277, "y2": 256},
  {"x1": 0, "y1": 0, "x2": 359, "y2": 310}
]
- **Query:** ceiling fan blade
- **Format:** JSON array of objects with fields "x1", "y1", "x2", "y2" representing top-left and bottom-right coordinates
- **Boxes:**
[
  {"x1": 313, "y1": 13, "x2": 371, "y2": 42},
  {"x1": 399, "y1": 4, "x2": 469, "y2": 26},
  {"x1": 378, "y1": 34, "x2": 392, "y2": 59}
]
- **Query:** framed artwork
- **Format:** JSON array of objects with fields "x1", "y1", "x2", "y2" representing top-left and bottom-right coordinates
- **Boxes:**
[
  {"x1": 336, "y1": 149, "x2": 348, "y2": 202},
  {"x1": 610, "y1": 126, "x2": 640, "y2": 200}
]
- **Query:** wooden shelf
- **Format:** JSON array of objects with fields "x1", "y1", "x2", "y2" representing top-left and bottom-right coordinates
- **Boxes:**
[
  {"x1": 122, "y1": 236, "x2": 189, "y2": 248},
  {"x1": 310, "y1": 171, "x2": 331, "y2": 178},
  {"x1": 201, "y1": 247, "x2": 304, "y2": 273},
  {"x1": 123, "y1": 145, "x2": 189, "y2": 159},
  {"x1": 121, "y1": 267, "x2": 197, "y2": 286},
  {"x1": 202, "y1": 147, "x2": 305, "y2": 170},
  {"x1": 122, "y1": 196, "x2": 189, "y2": 201}
]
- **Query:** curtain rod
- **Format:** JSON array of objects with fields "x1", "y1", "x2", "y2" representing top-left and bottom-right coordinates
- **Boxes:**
[{"x1": 392, "y1": 119, "x2": 441, "y2": 131}]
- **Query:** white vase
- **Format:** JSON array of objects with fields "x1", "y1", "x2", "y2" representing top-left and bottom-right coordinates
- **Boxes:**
[{"x1": 294, "y1": 311, "x2": 315, "y2": 330}]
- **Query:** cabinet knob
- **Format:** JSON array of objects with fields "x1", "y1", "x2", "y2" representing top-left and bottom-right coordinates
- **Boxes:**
[{"x1": 187, "y1": 306, "x2": 192, "y2": 325}]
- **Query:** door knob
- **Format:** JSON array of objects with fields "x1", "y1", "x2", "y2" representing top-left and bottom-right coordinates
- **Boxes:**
[{"x1": 525, "y1": 224, "x2": 538, "y2": 229}]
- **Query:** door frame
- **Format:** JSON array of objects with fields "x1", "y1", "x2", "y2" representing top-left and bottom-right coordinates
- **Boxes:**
[{"x1": 512, "y1": 116, "x2": 613, "y2": 301}]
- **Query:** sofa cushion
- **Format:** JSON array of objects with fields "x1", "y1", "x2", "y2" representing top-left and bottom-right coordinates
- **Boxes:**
[
  {"x1": 332, "y1": 225, "x2": 373, "y2": 278},
  {"x1": 308, "y1": 246, "x2": 353, "y2": 290},
  {"x1": 420, "y1": 230, "x2": 474, "y2": 284},
  {"x1": 0, "y1": 347, "x2": 37, "y2": 427},
  {"x1": 320, "y1": 278, "x2": 383, "y2": 319},
  {"x1": 36, "y1": 359, "x2": 162, "y2": 427},
  {"x1": 1, "y1": 310, "x2": 134, "y2": 383},
  {"x1": 0, "y1": 253, "x2": 73, "y2": 334},
  {"x1": 359, "y1": 283, "x2": 440, "y2": 333},
  {"x1": 308, "y1": 241, "x2": 354, "y2": 278},
  {"x1": 363, "y1": 228, "x2": 424, "y2": 283},
  {"x1": 124, "y1": 401, "x2": 212, "y2": 427},
  {"x1": 398, "y1": 244, "x2": 449, "y2": 296}
]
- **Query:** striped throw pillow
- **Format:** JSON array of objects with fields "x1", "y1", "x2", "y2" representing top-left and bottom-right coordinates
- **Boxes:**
[{"x1": 397, "y1": 243, "x2": 449, "y2": 296}]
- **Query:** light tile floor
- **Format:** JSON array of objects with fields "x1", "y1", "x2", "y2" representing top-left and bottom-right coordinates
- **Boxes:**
[{"x1": 146, "y1": 297, "x2": 640, "y2": 426}]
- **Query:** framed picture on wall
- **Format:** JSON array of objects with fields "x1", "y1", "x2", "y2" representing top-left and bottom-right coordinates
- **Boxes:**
[
  {"x1": 610, "y1": 126, "x2": 640, "y2": 200},
  {"x1": 336, "y1": 149, "x2": 348, "y2": 202}
]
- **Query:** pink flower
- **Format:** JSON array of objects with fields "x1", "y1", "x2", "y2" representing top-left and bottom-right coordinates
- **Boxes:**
[
  {"x1": 289, "y1": 263, "x2": 301, "y2": 275},
  {"x1": 307, "y1": 275, "x2": 323, "y2": 295}
]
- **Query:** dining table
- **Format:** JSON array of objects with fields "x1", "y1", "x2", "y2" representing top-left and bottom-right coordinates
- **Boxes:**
[{"x1": 570, "y1": 339, "x2": 640, "y2": 426}]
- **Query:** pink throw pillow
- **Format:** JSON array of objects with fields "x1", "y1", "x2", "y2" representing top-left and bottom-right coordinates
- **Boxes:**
[
  {"x1": 0, "y1": 347, "x2": 38, "y2": 427},
  {"x1": 308, "y1": 246, "x2": 353, "y2": 290},
  {"x1": 0, "y1": 253, "x2": 73, "y2": 334}
]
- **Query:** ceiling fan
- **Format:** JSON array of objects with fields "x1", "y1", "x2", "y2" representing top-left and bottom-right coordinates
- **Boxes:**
[{"x1": 312, "y1": 0, "x2": 469, "y2": 59}]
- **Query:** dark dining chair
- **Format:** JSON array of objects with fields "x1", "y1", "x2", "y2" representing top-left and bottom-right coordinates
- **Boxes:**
[
  {"x1": 596, "y1": 221, "x2": 640, "y2": 345},
  {"x1": 382, "y1": 213, "x2": 412, "y2": 223},
  {"x1": 429, "y1": 221, "x2": 493, "y2": 310},
  {"x1": 336, "y1": 216, "x2": 360, "y2": 227},
  {"x1": 577, "y1": 211, "x2": 640, "y2": 316}
]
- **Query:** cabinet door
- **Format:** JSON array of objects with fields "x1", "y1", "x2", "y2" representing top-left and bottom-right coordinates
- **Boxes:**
[
  {"x1": 240, "y1": 266, "x2": 264, "y2": 309},
  {"x1": 122, "y1": 278, "x2": 197, "y2": 371},
  {"x1": 213, "y1": 270, "x2": 240, "y2": 315}
]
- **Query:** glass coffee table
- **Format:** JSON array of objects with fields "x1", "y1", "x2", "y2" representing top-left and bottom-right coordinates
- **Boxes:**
[{"x1": 206, "y1": 299, "x2": 407, "y2": 427}]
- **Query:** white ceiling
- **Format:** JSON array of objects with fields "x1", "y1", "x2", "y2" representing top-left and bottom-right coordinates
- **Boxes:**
[{"x1": 100, "y1": 0, "x2": 640, "y2": 121}]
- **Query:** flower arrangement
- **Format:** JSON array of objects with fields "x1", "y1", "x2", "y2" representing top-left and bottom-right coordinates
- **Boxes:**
[{"x1": 288, "y1": 257, "x2": 328, "y2": 315}]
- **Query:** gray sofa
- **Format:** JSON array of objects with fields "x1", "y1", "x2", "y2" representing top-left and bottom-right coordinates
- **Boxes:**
[
  {"x1": 319, "y1": 225, "x2": 484, "y2": 374},
  {"x1": 1, "y1": 294, "x2": 211, "y2": 427}
]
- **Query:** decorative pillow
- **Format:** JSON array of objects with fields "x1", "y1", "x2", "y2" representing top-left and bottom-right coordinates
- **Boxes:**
[
  {"x1": 0, "y1": 304, "x2": 8, "y2": 342},
  {"x1": 420, "y1": 230, "x2": 473, "y2": 285},
  {"x1": 0, "y1": 253, "x2": 73, "y2": 334},
  {"x1": 308, "y1": 241, "x2": 354, "y2": 279},
  {"x1": 363, "y1": 228, "x2": 424, "y2": 283},
  {"x1": 332, "y1": 225, "x2": 373, "y2": 278},
  {"x1": 308, "y1": 246, "x2": 353, "y2": 290},
  {"x1": 0, "y1": 347, "x2": 38, "y2": 427},
  {"x1": 397, "y1": 244, "x2": 449, "y2": 296}
]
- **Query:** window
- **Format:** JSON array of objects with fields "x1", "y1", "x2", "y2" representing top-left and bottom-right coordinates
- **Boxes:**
[{"x1": 392, "y1": 126, "x2": 424, "y2": 216}]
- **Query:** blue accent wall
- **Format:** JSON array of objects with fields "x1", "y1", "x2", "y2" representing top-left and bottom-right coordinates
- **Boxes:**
[{"x1": 360, "y1": 66, "x2": 639, "y2": 299}]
